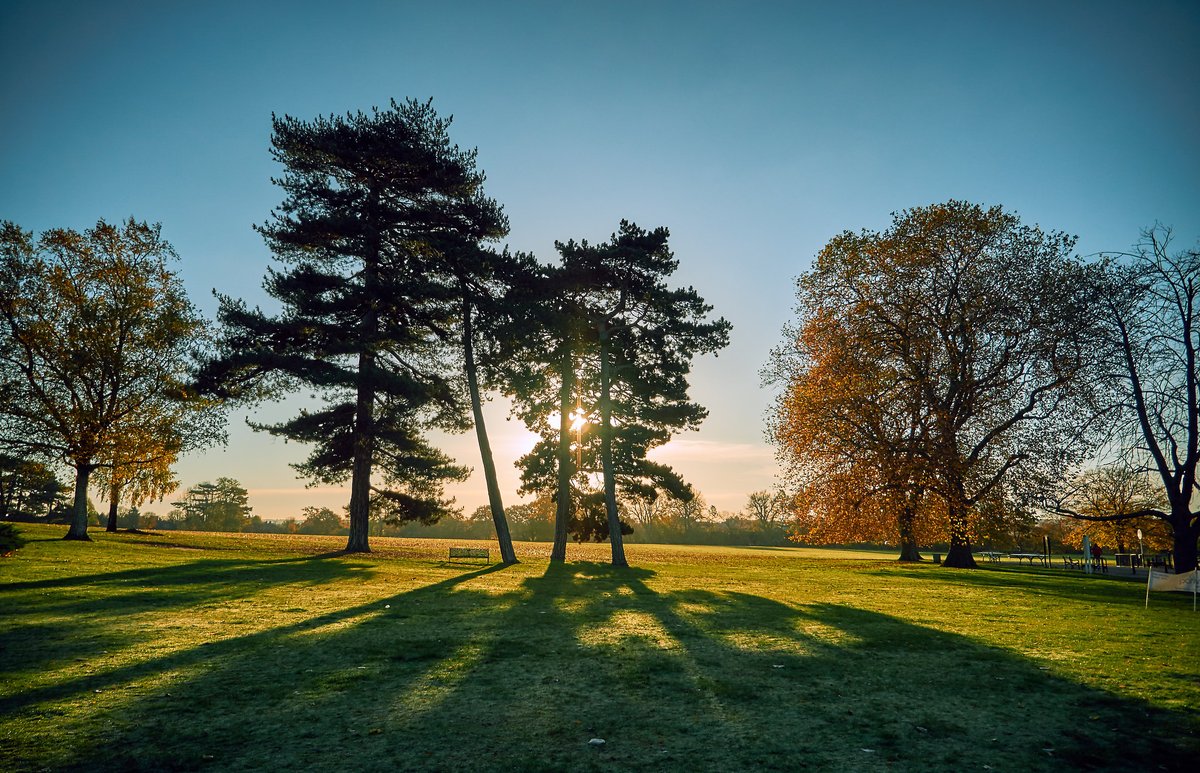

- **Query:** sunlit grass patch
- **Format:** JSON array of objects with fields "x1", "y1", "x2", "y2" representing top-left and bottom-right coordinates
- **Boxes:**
[
  {"x1": 0, "y1": 524, "x2": 1197, "y2": 771},
  {"x1": 577, "y1": 608, "x2": 675, "y2": 649}
]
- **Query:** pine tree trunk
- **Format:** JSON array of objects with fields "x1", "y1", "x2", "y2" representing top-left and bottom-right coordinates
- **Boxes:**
[
  {"x1": 63, "y1": 462, "x2": 94, "y2": 541},
  {"x1": 598, "y1": 326, "x2": 628, "y2": 567},
  {"x1": 345, "y1": 348, "x2": 375, "y2": 554},
  {"x1": 0, "y1": 474, "x2": 13, "y2": 519},
  {"x1": 463, "y1": 299, "x2": 517, "y2": 564},
  {"x1": 551, "y1": 349, "x2": 574, "y2": 562},
  {"x1": 105, "y1": 481, "x2": 121, "y2": 533}
]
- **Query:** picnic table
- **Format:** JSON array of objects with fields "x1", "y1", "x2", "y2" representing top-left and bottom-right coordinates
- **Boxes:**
[
  {"x1": 975, "y1": 551, "x2": 1002, "y2": 562},
  {"x1": 1008, "y1": 553, "x2": 1048, "y2": 567},
  {"x1": 1148, "y1": 552, "x2": 1174, "y2": 570},
  {"x1": 1115, "y1": 552, "x2": 1141, "y2": 568}
]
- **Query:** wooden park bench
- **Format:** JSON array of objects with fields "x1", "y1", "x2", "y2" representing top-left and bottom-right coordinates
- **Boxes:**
[
  {"x1": 1062, "y1": 554, "x2": 1108, "y2": 573},
  {"x1": 448, "y1": 546, "x2": 490, "y2": 564}
]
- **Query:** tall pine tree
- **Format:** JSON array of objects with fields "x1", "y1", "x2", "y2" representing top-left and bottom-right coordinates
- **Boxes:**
[
  {"x1": 511, "y1": 222, "x2": 731, "y2": 566},
  {"x1": 501, "y1": 260, "x2": 593, "y2": 562},
  {"x1": 200, "y1": 99, "x2": 506, "y2": 552}
]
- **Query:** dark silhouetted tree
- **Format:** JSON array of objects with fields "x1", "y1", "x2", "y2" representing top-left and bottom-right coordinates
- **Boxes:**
[
  {"x1": 198, "y1": 99, "x2": 507, "y2": 552},
  {"x1": 501, "y1": 260, "x2": 595, "y2": 561},
  {"x1": 441, "y1": 244, "x2": 537, "y2": 564},
  {"x1": 1052, "y1": 227, "x2": 1200, "y2": 572},
  {"x1": 511, "y1": 222, "x2": 730, "y2": 566}
]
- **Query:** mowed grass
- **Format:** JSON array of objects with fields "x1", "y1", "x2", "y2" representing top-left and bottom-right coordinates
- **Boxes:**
[{"x1": 1, "y1": 525, "x2": 1197, "y2": 772}]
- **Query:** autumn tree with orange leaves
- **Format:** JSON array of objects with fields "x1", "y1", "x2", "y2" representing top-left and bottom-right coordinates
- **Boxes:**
[
  {"x1": 1057, "y1": 462, "x2": 1172, "y2": 554},
  {"x1": 768, "y1": 202, "x2": 1103, "y2": 567},
  {"x1": 766, "y1": 300, "x2": 942, "y2": 560}
]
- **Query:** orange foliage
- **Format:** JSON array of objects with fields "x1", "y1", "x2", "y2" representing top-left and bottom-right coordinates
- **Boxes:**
[
  {"x1": 1059, "y1": 464, "x2": 1172, "y2": 553},
  {"x1": 771, "y1": 307, "x2": 945, "y2": 546}
]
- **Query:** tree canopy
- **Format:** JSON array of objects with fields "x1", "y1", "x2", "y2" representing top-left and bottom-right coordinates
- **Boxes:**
[
  {"x1": 444, "y1": 244, "x2": 537, "y2": 564},
  {"x1": 1056, "y1": 462, "x2": 1171, "y2": 554},
  {"x1": 0, "y1": 455, "x2": 63, "y2": 521},
  {"x1": 510, "y1": 222, "x2": 730, "y2": 565},
  {"x1": 171, "y1": 478, "x2": 253, "y2": 532},
  {"x1": 769, "y1": 202, "x2": 1102, "y2": 567},
  {"x1": 0, "y1": 218, "x2": 220, "y2": 541},
  {"x1": 1062, "y1": 227, "x2": 1200, "y2": 572}
]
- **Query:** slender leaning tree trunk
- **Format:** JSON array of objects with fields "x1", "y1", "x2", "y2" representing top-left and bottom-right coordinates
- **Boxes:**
[
  {"x1": 463, "y1": 299, "x2": 517, "y2": 564},
  {"x1": 598, "y1": 326, "x2": 628, "y2": 567},
  {"x1": 551, "y1": 349, "x2": 574, "y2": 562},
  {"x1": 64, "y1": 461, "x2": 95, "y2": 541}
]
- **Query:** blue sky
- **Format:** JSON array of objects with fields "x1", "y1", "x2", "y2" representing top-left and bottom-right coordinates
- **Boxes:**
[{"x1": 2, "y1": 1, "x2": 1198, "y2": 520}]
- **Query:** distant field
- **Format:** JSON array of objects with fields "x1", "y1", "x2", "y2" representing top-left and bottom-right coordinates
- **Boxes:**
[{"x1": 1, "y1": 524, "x2": 1197, "y2": 771}]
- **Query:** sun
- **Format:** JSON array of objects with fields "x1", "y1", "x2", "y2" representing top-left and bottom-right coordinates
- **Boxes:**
[{"x1": 569, "y1": 406, "x2": 589, "y2": 433}]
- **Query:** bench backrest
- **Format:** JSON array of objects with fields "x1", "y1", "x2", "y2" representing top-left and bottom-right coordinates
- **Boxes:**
[{"x1": 449, "y1": 547, "x2": 489, "y2": 559}]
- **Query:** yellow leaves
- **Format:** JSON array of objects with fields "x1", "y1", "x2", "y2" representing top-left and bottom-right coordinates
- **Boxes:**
[
  {"x1": 1057, "y1": 464, "x2": 1172, "y2": 551},
  {"x1": 0, "y1": 218, "x2": 213, "y2": 511}
]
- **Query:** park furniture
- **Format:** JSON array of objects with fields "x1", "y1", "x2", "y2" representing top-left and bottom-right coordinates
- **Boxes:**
[
  {"x1": 448, "y1": 547, "x2": 490, "y2": 564},
  {"x1": 1061, "y1": 554, "x2": 1108, "y2": 573},
  {"x1": 1115, "y1": 553, "x2": 1142, "y2": 573}
]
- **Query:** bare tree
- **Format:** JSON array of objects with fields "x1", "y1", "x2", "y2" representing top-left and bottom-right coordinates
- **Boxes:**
[
  {"x1": 744, "y1": 490, "x2": 790, "y2": 527},
  {"x1": 1079, "y1": 227, "x2": 1200, "y2": 572}
]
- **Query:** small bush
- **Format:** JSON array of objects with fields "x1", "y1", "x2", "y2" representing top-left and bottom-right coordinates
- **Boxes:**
[{"x1": 0, "y1": 522, "x2": 28, "y2": 556}]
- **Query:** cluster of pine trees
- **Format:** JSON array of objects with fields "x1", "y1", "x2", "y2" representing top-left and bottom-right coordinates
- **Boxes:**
[
  {"x1": 195, "y1": 99, "x2": 731, "y2": 566},
  {"x1": 1, "y1": 99, "x2": 729, "y2": 566}
]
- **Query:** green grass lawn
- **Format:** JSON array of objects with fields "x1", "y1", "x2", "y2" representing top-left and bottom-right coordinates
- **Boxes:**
[{"x1": 1, "y1": 524, "x2": 1197, "y2": 771}]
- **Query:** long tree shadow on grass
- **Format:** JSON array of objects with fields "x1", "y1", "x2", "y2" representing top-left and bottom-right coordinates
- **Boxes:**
[
  {"x1": 420, "y1": 562, "x2": 1198, "y2": 771},
  {"x1": 0, "y1": 554, "x2": 377, "y2": 700},
  {"x1": 11, "y1": 561, "x2": 1197, "y2": 772},
  {"x1": 2, "y1": 562, "x2": 513, "y2": 771}
]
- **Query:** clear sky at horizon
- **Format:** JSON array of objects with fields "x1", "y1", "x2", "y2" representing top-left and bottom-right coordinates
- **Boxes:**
[{"x1": 2, "y1": 0, "x2": 1198, "y2": 521}]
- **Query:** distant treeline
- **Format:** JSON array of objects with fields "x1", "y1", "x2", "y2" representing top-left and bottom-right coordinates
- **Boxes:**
[{"x1": 0, "y1": 470, "x2": 796, "y2": 547}]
